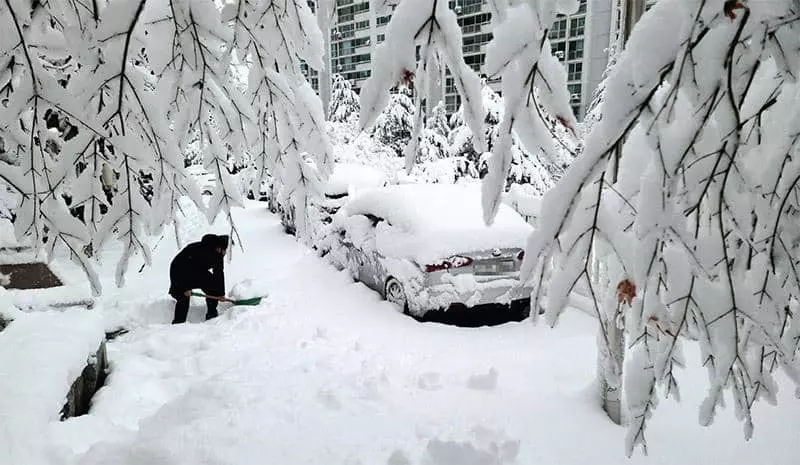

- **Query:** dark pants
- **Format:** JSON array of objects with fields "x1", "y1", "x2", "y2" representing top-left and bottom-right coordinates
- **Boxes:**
[{"x1": 170, "y1": 273, "x2": 223, "y2": 324}]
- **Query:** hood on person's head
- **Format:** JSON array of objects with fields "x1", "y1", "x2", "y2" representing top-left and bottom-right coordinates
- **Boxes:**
[{"x1": 201, "y1": 234, "x2": 229, "y2": 251}]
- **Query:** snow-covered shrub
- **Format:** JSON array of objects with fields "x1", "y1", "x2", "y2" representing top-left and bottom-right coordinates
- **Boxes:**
[
  {"x1": 329, "y1": 74, "x2": 361, "y2": 123},
  {"x1": 0, "y1": 0, "x2": 331, "y2": 291},
  {"x1": 374, "y1": 86, "x2": 415, "y2": 157},
  {"x1": 521, "y1": 0, "x2": 800, "y2": 455}
]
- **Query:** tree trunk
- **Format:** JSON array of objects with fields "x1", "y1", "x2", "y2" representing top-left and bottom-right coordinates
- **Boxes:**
[
  {"x1": 593, "y1": 0, "x2": 643, "y2": 427},
  {"x1": 599, "y1": 314, "x2": 625, "y2": 424},
  {"x1": 593, "y1": 240, "x2": 626, "y2": 425}
]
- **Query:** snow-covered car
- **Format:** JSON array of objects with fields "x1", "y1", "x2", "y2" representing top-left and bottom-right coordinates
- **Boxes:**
[
  {"x1": 314, "y1": 163, "x2": 388, "y2": 222},
  {"x1": 185, "y1": 165, "x2": 215, "y2": 196},
  {"x1": 281, "y1": 162, "x2": 388, "y2": 240},
  {"x1": 331, "y1": 184, "x2": 534, "y2": 320}
]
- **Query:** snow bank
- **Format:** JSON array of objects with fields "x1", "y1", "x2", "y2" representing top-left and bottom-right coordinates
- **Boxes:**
[
  {"x1": 343, "y1": 184, "x2": 532, "y2": 264},
  {"x1": 505, "y1": 184, "x2": 542, "y2": 226},
  {"x1": 323, "y1": 163, "x2": 387, "y2": 196},
  {"x1": 0, "y1": 307, "x2": 105, "y2": 464}
]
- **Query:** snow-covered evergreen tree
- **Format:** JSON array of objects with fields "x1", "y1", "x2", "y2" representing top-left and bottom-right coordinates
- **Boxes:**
[
  {"x1": 518, "y1": 0, "x2": 800, "y2": 455},
  {"x1": 449, "y1": 84, "x2": 569, "y2": 194},
  {"x1": 427, "y1": 101, "x2": 450, "y2": 140},
  {"x1": 0, "y1": 0, "x2": 331, "y2": 291},
  {"x1": 329, "y1": 74, "x2": 361, "y2": 123},
  {"x1": 373, "y1": 86, "x2": 415, "y2": 157},
  {"x1": 417, "y1": 101, "x2": 449, "y2": 163}
]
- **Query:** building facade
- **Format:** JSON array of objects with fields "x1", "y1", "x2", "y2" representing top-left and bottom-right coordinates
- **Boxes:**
[{"x1": 306, "y1": 0, "x2": 615, "y2": 120}]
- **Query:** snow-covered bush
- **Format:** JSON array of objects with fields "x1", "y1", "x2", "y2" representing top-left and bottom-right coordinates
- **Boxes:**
[
  {"x1": 0, "y1": 0, "x2": 331, "y2": 292},
  {"x1": 521, "y1": 0, "x2": 800, "y2": 455},
  {"x1": 329, "y1": 74, "x2": 361, "y2": 123},
  {"x1": 373, "y1": 86, "x2": 415, "y2": 157}
]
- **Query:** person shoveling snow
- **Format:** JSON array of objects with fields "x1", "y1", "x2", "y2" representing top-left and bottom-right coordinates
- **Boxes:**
[{"x1": 168, "y1": 234, "x2": 229, "y2": 324}]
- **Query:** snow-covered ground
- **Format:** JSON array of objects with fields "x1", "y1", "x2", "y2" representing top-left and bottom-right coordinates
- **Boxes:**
[{"x1": 16, "y1": 201, "x2": 800, "y2": 465}]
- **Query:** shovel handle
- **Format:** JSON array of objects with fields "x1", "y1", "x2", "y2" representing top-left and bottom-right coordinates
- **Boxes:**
[{"x1": 191, "y1": 292, "x2": 230, "y2": 302}]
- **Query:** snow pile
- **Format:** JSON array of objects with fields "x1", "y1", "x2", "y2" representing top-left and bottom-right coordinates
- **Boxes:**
[
  {"x1": 504, "y1": 184, "x2": 542, "y2": 226},
  {"x1": 229, "y1": 279, "x2": 270, "y2": 302},
  {"x1": 0, "y1": 307, "x2": 105, "y2": 464},
  {"x1": 323, "y1": 163, "x2": 388, "y2": 197},
  {"x1": 342, "y1": 184, "x2": 532, "y2": 263}
]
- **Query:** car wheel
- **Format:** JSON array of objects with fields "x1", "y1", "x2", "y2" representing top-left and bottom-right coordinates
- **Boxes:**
[{"x1": 384, "y1": 278, "x2": 409, "y2": 314}]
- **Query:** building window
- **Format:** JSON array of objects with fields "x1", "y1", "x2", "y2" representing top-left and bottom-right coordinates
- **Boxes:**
[
  {"x1": 464, "y1": 53, "x2": 485, "y2": 72},
  {"x1": 569, "y1": 17, "x2": 585, "y2": 37},
  {"x1": 458, "y1": 12, "x2": 491, "y2": 35},
  {"x1": 567, "y1": 83, "x2": 582, "y2": 104},
  {"x1": 549, "y1": 19, "x2": 567, "y2": 40},
  {"x1": 446, "y1": 94, "x2": 461, "y2": 114},
  {"x1": 567, "y1": 39, "x2": 584, "y2": 60},
  {"x1": 551, "y1": 41, "x2": 566, "y2": 61},
  {"x1": 462, "y1": 33, "x2": 492, "y2": 54},
  {"x1": 377, "y1": 33, "x2": 385, "y2": 43},
  {"x1": 567, "y1": 62, "x2": 582, "y2": 81},
  {"x1": 578, "y1": 0, "x2": 587, "y2": 13},
  {"x1": 445, "y1": 77, "x2": 456, "y2": 94},
  {"x1": 343, "y1": 69, "x2": 371, "y2": 84},
  {"x1": 377, "y1": 15, "x2": 391, "y2": 26}
]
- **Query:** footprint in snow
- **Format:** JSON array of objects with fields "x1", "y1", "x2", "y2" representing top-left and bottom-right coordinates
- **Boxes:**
[{"x1": 466, "y1": 368, "x2": 498, "y2": 391}]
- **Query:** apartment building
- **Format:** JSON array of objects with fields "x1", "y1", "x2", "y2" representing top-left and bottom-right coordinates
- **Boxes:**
[{"x1": 306, "y1": 0, "x2": 615, "y2": 120}]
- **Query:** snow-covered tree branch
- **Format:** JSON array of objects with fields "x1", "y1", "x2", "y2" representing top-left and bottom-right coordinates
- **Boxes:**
[
  {"x1": 522, "y1": 0, "x2": 800, "y2": 455},
  {"x1": 359, "y1": 0, "x2": 486, "y2": 172},
  {"x1": 0, "y1": 0, "x2": 332, "y2": 291}
]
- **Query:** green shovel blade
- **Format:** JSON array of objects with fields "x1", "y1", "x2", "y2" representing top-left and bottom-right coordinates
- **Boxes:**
[{"x1": 231, "y1": 296, "x2": 262, "y2": 306}]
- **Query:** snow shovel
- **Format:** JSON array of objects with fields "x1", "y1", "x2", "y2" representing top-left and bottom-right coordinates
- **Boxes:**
[{"x1": 191, "y1": 292, "x2": 263, "y2": 306}]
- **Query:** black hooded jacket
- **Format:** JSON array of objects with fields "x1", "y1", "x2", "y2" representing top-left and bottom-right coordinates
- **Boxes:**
[{"x1": 168, "y1": 234, "x2": 228, "y2": 297}]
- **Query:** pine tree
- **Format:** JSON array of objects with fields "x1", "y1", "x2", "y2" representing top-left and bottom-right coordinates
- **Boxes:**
[
  {"x1": 328, "y1": 74, "x2": 361, "y2": 123},
  {"x1": 373, "y1": 86, "x2": 415, "y2": 157},
  {"x1": 448, "y1": 84, "x2": 567, "y2": 194},
  {"x1": 417, "y1": 101, "x2": 449, "y2": 163}
]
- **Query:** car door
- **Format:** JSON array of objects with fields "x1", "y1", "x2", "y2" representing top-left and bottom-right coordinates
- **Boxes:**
[
  {"x1": 341, "y1": 214, "x2": 386, "y2": 294},
  {"x1": 357, "y1": 215, "x2": 391, "y2": 293}
]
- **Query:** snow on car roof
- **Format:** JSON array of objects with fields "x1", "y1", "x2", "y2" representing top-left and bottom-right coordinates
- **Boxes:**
[
  {"x1": 342, "y1": 183, "x2": 533, "y2": 263},
  {"x1": 324, "y1": 163, "x2": 387, "y2": 196}
]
